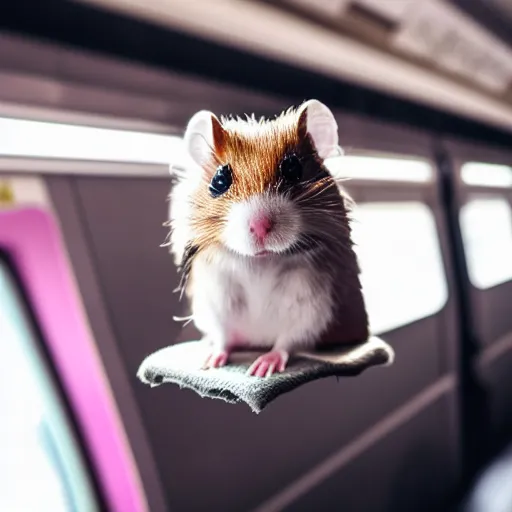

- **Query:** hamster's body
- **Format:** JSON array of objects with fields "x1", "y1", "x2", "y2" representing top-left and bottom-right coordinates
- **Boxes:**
[
  {"x1": 190, "y1": 248, "x2": 334, "y2": 351},
  {"x1": 168, "y1": 100, "x2": 369, "y2": 377}
]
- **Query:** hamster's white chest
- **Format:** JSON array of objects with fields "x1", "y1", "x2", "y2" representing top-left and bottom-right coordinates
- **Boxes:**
[
  {"x1": 191, "y1": 257, "x2": 333, "y2": 348},
  {"x1": 232, "y1": 267, "x2": 289, "y2": 344}
]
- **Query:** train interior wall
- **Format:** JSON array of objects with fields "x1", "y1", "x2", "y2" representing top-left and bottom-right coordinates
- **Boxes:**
[{"x1": 1, "y1": 33, "x2": 512, "y2": 512}]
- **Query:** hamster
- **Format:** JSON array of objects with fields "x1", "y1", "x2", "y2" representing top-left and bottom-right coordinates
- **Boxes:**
[{"x1": 168, "y1": 99, "x2": 369, "y2": 377}]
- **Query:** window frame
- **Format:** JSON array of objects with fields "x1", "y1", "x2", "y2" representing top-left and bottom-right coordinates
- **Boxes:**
[
  {"x1": 0, "y1": 249, "x2": 105, "y2": 512},
  {"x1": 0, "y1": 207, "x2": 149, "y2": 512}
]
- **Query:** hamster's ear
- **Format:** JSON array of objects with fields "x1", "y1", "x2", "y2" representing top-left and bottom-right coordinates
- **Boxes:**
[
  {"x1": 184, "y1": 110, "x2": 225, "y2": 168},
  {"x1": 298, "y1": 100, "x2": 339, "y2": 160}
]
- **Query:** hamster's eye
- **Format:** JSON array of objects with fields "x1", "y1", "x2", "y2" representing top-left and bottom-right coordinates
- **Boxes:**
[
  {"x1": 209, "y1": 164, "x2": 233, "y2": 198},
  {"x1": 280, "y1": 153, "x2": 303, "y2": 182}
]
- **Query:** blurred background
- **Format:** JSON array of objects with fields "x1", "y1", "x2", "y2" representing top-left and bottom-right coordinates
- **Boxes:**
[{"x1": 1, "y1": 0, "x2": 512, "y2": 511}]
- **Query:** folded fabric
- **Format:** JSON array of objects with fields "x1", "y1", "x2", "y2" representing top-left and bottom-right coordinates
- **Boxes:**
[{"x1": 137, "y1": 337, "x2": 394, "y2": 414}]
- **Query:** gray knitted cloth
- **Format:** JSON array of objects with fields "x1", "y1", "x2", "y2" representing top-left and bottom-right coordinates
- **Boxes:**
[{"x1": 137, "y1": 337, "x2": 394, "y2": 413}]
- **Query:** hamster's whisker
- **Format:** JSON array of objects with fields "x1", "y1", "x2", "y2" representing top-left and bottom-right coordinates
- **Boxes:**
[
  {"x1": 294, "y1": 182, "x2": 335, "y2": 203},
  {"x1": 299, "y1": 206, "x2": 346, "y2": 215}
]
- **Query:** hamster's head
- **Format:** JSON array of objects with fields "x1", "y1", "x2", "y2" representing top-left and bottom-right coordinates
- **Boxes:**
[{"x1": 170, "y1": 100, "x2": 348, "y2": 263}]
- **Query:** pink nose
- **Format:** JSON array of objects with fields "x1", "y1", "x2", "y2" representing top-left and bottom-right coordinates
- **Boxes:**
[{"x1": 249, "y1": 215, "x2": 273, "y2": 241}]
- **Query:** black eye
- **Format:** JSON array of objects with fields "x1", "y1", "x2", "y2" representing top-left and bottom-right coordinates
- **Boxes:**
[
  {"x1": 209, "y1": 164, "x2": 233, "y2": 198},
  {"x1": 280, "y1": 153, "x2": 303, "y2": 182}
]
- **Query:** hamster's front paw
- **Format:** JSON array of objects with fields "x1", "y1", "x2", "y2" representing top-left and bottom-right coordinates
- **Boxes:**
[
  {"x1": 247, "y1": 350, "x2": 289, "y2": 378},
  {"x1": 202, "y1": 349, "x2": 230, "y2": 370}
]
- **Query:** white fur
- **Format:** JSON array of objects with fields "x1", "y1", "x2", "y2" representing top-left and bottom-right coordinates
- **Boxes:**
[
  {"x1": 303, "y1": 100, "x2": 339, "y2": 160},
  {"x1": 168, "y1": 165, "x2": 202, "y2": 265},
  {"x1": 183, "y1": 110, "x2": 217, "y2": 168},
  {"x1": 190, "y1": 251, "x2": 333, "y2": 352},
  {"x1": 222, "y1": 195, "x2": 301, "y2": 256}
]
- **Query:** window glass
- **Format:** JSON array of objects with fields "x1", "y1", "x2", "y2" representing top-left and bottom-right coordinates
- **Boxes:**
[
  {"x1": 0, "y1": 117, "x2": 178, "y2": 165},
  {"x1": 0, "y1": 118, "x2": 436, "y2": 183},
  {"x1": 460, "y1": 198, "x2": 512, "y2": 289},
  {"x1": 461, "y1": 162, "x2": 512, "y2": 188},
  {"x1": 325, "y1": 155, "x2": 433, "y2": 182},
  {"x1": 0, "y1": 257, "x2": 99, "y2": 512},
  {"x1": 351, "y1": 201, "x2": 448, "y2": 334}
]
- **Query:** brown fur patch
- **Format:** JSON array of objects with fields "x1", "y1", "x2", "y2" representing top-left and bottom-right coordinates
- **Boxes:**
[
  {"x1": 188, "y1": 105, "x2": 315, "y2": 251},
  {"x1": 218, "y1": 111, "x2": 303, "y2": 199}
]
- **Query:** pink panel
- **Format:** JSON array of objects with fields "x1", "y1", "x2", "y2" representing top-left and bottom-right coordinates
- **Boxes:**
[{"x1": 0, "y1": 206, "x2": 147, "y2": 512}]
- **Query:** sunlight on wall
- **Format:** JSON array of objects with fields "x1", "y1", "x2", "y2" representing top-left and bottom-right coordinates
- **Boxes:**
[{"x1": 351, "y1": 201, "x2": 448, "y2": 334}]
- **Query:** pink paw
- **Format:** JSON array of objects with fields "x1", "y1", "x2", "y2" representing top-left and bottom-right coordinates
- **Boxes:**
[
  {"x1": 202, "y1": 349, "x2": 229, "y2": 370},
  {"x1": 247, "y1": 350, "x2": 289, "y2": 378}
]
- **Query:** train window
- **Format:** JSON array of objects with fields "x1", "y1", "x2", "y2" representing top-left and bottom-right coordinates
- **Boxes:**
[
  {"x1": 326, "y1": 154, "x2": 433, "y2": 182},
  {"x1": 0, "y1": 117, "x2": 177, "y2": 164},
  {"x1": 351, "y1": 201, "x2": 448, "y2": 334},
  {"x1": 460, "y1": 198, "x2": 512, "y2": 289},
  {"x1": 461, "y1": 163, "x2": 512, "y2": 188},
  {"x1": 0, "y1": 256, "x2": 100, "y2": 512}
]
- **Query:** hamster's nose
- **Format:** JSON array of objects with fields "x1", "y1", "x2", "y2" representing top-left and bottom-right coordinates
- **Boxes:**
[{"x1": 249, "y1": 215, "x2": 274, "y2": 242}]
